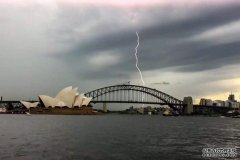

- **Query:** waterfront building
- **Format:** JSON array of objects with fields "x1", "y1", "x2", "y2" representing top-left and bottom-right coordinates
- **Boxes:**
[
  {"x1": 228, "y1": 94, "x2": 236, "y2": 102},
  {"x1": 38, "y1": 86, "x2": 92, "y2": 108},
  {"x1": 224, "y1": 93, "x2": 240, "y2": 109},
  {"x1": 224, "y1": 100, "x2": 240, "y2": 109},
  {"x1": 122, "y1": 106, "x2": 157, "y2": 115},
  {"x1": 213, "y1": 100, "x2": 225, "y2": 107},
  {"x1": 199, "y1": 98, "x2": 213, "y2": 106},
  {"x1": 20, "y1": 86, "x2": 95, "y2": 115},
  {"x1": 144, "y1": 106, "x2": 154, "y2": 113},
  {"x1": 128, "y1": 106, "x2": 138, "y2": 114},
  {"x1": 136, "y1": 107, "x2": 144, "y2": 114},
  {"x1": 0, "y1": 107, "x2": 7, "y2": 113},
  {"x1": 199, "y1": 93, "x2": 240, "y2": 109}
]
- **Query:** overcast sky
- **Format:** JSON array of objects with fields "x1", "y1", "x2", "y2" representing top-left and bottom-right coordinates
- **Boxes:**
[{"x1": 1, "y1": 0, "x2": 240, "y2": 104}]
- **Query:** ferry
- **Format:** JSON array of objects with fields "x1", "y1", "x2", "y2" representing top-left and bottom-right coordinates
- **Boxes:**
[
  {"x1": 163, "y1": 109, "x2": 179, "y2": 116},
  {"x1": 232, "y1": 115, "x2": 240, "y2": 118}
]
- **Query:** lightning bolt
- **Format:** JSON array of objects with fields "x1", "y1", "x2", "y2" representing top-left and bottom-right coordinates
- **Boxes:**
[
  {"x1": 134, "y1": 32, "x2": 145, "y2": 105},
  {"x1": 135, "y1": 32, "x2": 145, "y2": 86}
]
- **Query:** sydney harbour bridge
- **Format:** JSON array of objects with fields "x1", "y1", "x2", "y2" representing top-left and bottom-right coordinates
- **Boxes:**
[{"x1": 84, "y1": 84, "x2": 183, "y2": 111}]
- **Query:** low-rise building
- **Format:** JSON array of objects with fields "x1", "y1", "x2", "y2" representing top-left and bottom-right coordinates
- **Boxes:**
[
  {"x1": 225, "y1": 100, "x2": 240, "y2": 109},
  {"x1": 199, "y1": 98, "x2": 213, "y2": 106},
  {"x1": 213, "y1": 100, "x2": 225, "y2": 107},
  {"x1": 0, "y1": 107, "x2": 7, "y2": 113}
]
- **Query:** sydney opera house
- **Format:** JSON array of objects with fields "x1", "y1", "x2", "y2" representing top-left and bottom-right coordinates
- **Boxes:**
[{"x1": 20, "y1": 86, "x2": 96, "y2": 115}]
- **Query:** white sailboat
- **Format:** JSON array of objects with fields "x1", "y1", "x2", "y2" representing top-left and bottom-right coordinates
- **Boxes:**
[{"x1": 25, "y1": 112, "x2": 31, "y2": 116}]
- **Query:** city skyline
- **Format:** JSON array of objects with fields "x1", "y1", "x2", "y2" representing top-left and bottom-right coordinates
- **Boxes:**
[{"x1": 1, "y1": 0, "x2": 240, "y2": 103}]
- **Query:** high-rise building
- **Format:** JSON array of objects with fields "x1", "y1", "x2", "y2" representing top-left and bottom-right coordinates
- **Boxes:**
[{"x1": 228, "y1": 94, "x2": 235, "y2": 102}]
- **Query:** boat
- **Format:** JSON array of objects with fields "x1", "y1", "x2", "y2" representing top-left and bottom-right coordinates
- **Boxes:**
[
  {"x1": 224, "y1": 110, "x2": 239, "y2": 117},
  {"x1": 163, "y1": 109, "x2": 179, "y2": 116},
  {"x1": 163, "y1": 109, "x2": 173, "y2": 116},
  {"x1": 232, "y1": 115, "x2": 240, "y2": 118},
  {"x1": 25, "y1": 112, "x2": 31, "y2": 116}
]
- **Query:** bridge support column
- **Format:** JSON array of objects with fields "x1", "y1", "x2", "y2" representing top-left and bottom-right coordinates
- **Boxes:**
[
  {"x1": 103, "y1": 103, "x2": 108, "y2": 113},
  {"x1": 183, "y1": 97, "x2": 193, "y2": 115}
]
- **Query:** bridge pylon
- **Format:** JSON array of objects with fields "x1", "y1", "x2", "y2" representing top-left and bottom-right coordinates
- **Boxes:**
[
  {"x1": 183, "y1": 97, "x2": 193, "y2": 115},
  {"x1": 103, "y1": 103, "x2": 107, "y2": 113}
]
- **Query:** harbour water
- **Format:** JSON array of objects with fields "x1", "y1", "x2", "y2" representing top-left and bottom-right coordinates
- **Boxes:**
[{"x1": 0, "y1": 114, "x2": 239, "y2": 160}]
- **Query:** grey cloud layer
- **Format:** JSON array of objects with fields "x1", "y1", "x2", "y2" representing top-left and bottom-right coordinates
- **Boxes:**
[{"x1": 51, "y1": 4, "x2": 240, "y2": 80}]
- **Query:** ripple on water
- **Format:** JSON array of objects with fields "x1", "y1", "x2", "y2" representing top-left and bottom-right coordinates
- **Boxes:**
[{"x1": 0, "y1": 115, "x2": 239, "y2": 160}]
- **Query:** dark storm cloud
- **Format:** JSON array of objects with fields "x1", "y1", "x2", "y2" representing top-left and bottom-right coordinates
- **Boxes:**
[
  {"x1": 152, "y1": 82, "x2": 170, "y2": 85},
  {"x1": 175, "y1": 41, "x2": 240, "y2": 72},
  {"x1": 53, "y1": 3, "x2": 240, "y2": 80},
  {"x1": 140, "y1": 4, "x2": 240, "y2": 39},
  {"x1": 66, "y1": 4, "x2": 240, "y2": 52},
  {"x1": 138, "y1": 39, "x2": 240, "y2": 72}
]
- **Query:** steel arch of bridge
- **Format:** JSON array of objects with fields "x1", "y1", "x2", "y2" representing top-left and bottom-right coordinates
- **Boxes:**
[{"x1": 84, "y1": 85, "x2": 183, "y2": 111}]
